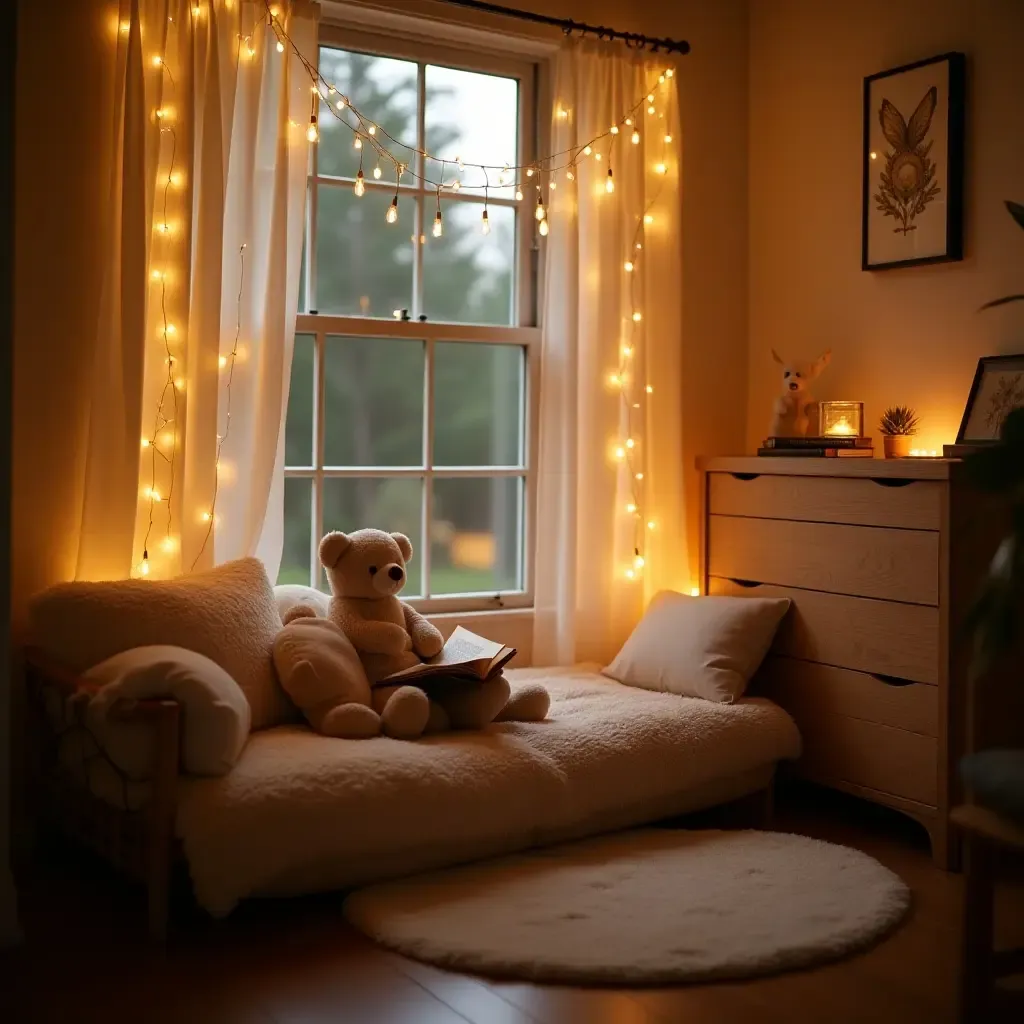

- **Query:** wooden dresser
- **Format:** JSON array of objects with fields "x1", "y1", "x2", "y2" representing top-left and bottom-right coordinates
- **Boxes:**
[{"x1": 698, "y1": 455, "x2": 1016, "y2": 868}]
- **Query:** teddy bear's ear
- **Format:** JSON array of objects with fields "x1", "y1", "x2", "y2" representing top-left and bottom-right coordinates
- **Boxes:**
[
  {"x1": 811, "y1": 349, "x2": 832, "y2": 376},
  {"x1": 319, "y1": 531, "x2": 351, "y2": 568},
  {"x1": 771, "y1": 348, "x2": 785, "y2": 366},
  {"x1": 391, "y1": 532, "x2": 413, "y2": 562}
]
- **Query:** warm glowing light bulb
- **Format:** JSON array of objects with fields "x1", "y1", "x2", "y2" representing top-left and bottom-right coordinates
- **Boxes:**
[
  {"x1": 648, "y1": 105, "x2": 655, "y2": 115},
  {"x1": 151, "y1": 269, "x2": 163, "y2": 281},
  {"x1": 386, "y1": 197, "x2": 399, "y2": 224},
  {"x1": 218, "y1": 355, "x2": 228, "y2": 368},
  {"x1": 645, "y1": 384, "x2": 653, "y2": 393},
  {"x1": 155, "y1": 107, "x2": 167, "y2": 120},
  {"x1": 624, "y1": 260, "x2": 634, "y2": 272},
  {"x1": 526, "y1": 167, "x2": 534, "y2": 177},
  {"x1": 648, "y1": 93, "x2": 655, "y2": 102},
  {"x1": 659, "y1": 74, "x2": 666, "y2": 83},
  {"x1": 625, "y1": 118, "x2": 633, "y2": 126},
  {"x1": 481, "y1": 209, "x2": 491, "y2": 235},
  {"x1": 626, "y1": 503, "x2": 637, "y2": 513},
  {"x1": 609, "y1": 373, "x2": 622, "y2": 387},
  {"x1": 174, "y1": 377, "x2": 185, "y2": 390},
  {"x1": 870, "y1": 151, "x2": 877, "y2": 160},
  {"x1": 276, "y1": 40, "x2": 285, "y2": 53},
  {"x1": 139, "y1": 558, "x2": 151, "y2": 577},
  {"x1": 161, "y1": 535, "x2": 177, "y2": 553},
  {"x1": 625, "y1": 568, "x2": 635, "y2": 580},
  {"x1": 632, "y1": 311, "x2": 643, "y2": 322},
  {"x1": 452, "y1": 179, "x2": 461, "y2": 192},
  {"x1": 690, "y1": 586, "x2": 700, "y2": 597},
  {"x1": 655, "y1": 162, "x2": 666, "y2": 174},
  {"x1": 306, "y1": 120, "x2": 319, "y2": 143},
  {"x1": 610, "y1": 125, "x2": 619, "y2": 134},
  {"x1": 336, "y1": 98, "x2": 346, "y2": 110},
  {"x1": 666, "y1": 68, "x2": 674, "y2": 77},
  {"x1": 156, "y1": 222, "x2": 170, "y2": 233},
  {"x1": 626, "y1": 438, "x2": 635, "y2": 449},
  {"x1": 594, "y1": 153, "x2": 602, "y2": 162},
  {"x1": 538, "y1": 218, "x2": 549, "y2": 237},
  {"x1": 535, "y1": 197, "x2": 546, "y2": 222},
  {"x1": 152, "y1": 55, "x2": 163, "y2": 67},
  {"x1": 515, "y1": 188, "x2": 524, "y2": 201},
  {"x1": 664, "y1": 134, "x2": 673, "y2": 144},
  {"x1": 605, "y1": 169, "x2": 615, "y2": 193},
  {"x1": 165, "y1": 323, "x2": 177, "y2": 336},
  {"x1": 354, "y1": 170, "x2": 365, "y2": 197},
  {"x1": 373, "y1": 165, "x2": 382, "y2": 179},
  {"x1": 622, "y1": 345, "x2": 633, "y2": 357},
  {"x1": 614, "y1": 446, "x2": 626, "y2": 460},
  {"x1": 634, "y1": 554, "x2": 645, "y2": 569},
  {"x1": 557, "y1": 107, "x2": 568, "y2": 119},
  {"x1": 566, "y1": 169, "x2": 575, "y2": 182},
  {"x1": 367, "y1": 124, "x2": 376, "y2": 136},
  {"x1": 644, "y1": 214, "x2": 654, "y2": 225},
  {"x1": 270, "y1": 5, "x2": 280, "y2": 15},
  {"x1": 141, "y1": 437, "x2": 150, "y2": 448},
  {"x1": 169, "y1": 171, "x2": 182, "y2": 187},
  {"x1": 631, "y1": 131, "x2": 640, "y2": 145},
  {"x1": 648, "y1": 521, "x2": 656, "y2": 530},
  {"x1": 354, "y1": 138, "x2": 362, "y2": 150},
  {"x1": 433, "y1": 211, "x2": 443, "y2": 237},
  {"x1": 549, "y1": 180, "x2": 557, "y2": 190},
  {"x1": 119, "y1": 20, "x2": 130, "y2": 34},
  {"x1": 201, "y1": 511, "x2": 212, "y2": 522},
  {"x1": 635, "y1": 472, "x2": 644, "y2": 480},
  {"x1": 582, "y1": 145, "x2": 592, "y2": 156}
]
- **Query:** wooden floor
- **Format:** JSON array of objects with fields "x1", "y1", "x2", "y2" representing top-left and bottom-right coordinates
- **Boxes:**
[{"x1": 3, "y1": 787, "x2": 1024, "y2": 1024}]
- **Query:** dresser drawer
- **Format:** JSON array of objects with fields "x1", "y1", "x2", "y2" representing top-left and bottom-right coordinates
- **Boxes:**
[
  {"x1": 708, "y1": 472, "x2": 942, "y2": 530},
  {"x1": 708, "y1": 515, "x2": 939, "y2": 605},
  {"x1": 709, "y1": 580, "x2": 939, "y2": 684},
  {"x1": 793, "y1": 713, "x2": 938, "y2": 807},
  {"x1": 757, "y1": 656, "x2": 938, "y2": 736}
]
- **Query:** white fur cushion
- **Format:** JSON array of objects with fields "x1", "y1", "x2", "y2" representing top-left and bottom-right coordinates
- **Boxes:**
[
  {"x1": 30, "y1": 557, "x2": 292, "y2": 730},
  {"x1": 85, "y1": 647, "x2": 251, "y2": 778},
  {"x1": 274, "y1": 584, "x2": 330, "y2": 622},
  {"x1": 603, "y1": 591, "x2": 791, "y2": 703}
]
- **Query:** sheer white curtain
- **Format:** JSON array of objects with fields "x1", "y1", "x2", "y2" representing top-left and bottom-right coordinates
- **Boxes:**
[
  {"x1": 74, "y1": 0, "x2": 316, "y2": 582},
  {"x1": 533, "y1": 41, "x2": 688, "y2": 666}
]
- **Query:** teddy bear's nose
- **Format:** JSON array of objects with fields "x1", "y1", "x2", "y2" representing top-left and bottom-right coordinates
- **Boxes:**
[{"x1": 388, "y1": 566, "x2": 404, "y2": 581}]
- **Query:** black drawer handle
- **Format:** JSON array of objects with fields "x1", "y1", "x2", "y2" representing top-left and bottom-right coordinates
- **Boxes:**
[
  {"x1": 869, "y1": 672, "x2": 916, "y2": 687},
  {"x1": 870, "y1": 478, "x2": 915, "y2": 488},
  {"x1": 729, "y1": 472, "x2": 761, "y2": 481},
  {"x1": 727, "y1": 578, "x2": 763, "y2": 589}
]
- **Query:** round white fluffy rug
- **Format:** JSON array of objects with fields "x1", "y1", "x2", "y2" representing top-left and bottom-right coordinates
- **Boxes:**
[{"x1": 343, "y1": 829, "x2": 911, "y2": 984}]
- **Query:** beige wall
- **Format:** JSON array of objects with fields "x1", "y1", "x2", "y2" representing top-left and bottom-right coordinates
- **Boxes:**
[{"x1": 748, "y1": 0, "x2": 1024, "y2": 453}]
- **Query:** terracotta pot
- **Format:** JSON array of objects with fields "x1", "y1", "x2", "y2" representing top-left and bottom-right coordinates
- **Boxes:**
[{"x1": 883, "y1": 434, "x2": 913, "y2": 459}]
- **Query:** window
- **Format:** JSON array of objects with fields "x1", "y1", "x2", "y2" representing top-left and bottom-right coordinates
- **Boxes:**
[{"x1": 281, "y1": 29, "x2": 539, "y2": 612}]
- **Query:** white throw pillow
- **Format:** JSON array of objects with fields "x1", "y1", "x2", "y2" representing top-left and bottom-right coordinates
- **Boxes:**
[
  {"x1": 85, "y1": 646, "x2": 251, "y2": 779},
  {"x1": 603, "y1": 591, "x2": 791, "y2": 703},
  {"x1": 30, "y1": 557, "x2": 291, "y2": 730}
]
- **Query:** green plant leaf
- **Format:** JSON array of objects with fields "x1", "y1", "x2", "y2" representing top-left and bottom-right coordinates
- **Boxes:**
[
  {"x1": 1008, "y1": 200, "x2": 1024, "y2": 231},
  {"x1": 980, "y1": 294, "x2": 1024, "y2": 311}
]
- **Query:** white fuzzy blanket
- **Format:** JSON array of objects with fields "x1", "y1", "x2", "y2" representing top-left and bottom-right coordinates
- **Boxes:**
[{"x1": 176, "y1": 667, "x2": 801, "y2": 916}]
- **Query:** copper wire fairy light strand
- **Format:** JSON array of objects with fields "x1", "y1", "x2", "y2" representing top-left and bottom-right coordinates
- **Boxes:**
[{"x1": 191, "y1": 243, "x2": 247, "y2": 570}]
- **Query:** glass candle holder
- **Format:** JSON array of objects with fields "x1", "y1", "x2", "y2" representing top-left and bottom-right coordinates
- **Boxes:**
[{"x1": 820, "y1": 401, "x2": 864, "y2": 437}]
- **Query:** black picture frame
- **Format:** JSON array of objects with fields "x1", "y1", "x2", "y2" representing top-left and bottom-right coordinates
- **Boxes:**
[
  {"x1": 862, "y1": 52, "x2": 965, "y2": 271},
  {"x1": 956, "y1": 354, "x2": 1024, "y2": 445}
]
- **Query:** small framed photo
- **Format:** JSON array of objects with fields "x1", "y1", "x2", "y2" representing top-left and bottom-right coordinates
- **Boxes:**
[
  {"x1": 956, "y1": 355, "x2": 1024, "y2": 444},
  {"x1": 862, "y1": 52, "x2": 965, "y2": 271}
]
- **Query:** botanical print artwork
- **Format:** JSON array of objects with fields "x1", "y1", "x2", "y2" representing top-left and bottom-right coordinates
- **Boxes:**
[
  {"x1": 874, "y1": 87, "x2": 941, "y2": 235},
  {"x1": 863, "y1": 53, "x2": 963, "y2": 270},
  {"x1": 984, "y1": 373, "x2": 1024, "y2": 435}
]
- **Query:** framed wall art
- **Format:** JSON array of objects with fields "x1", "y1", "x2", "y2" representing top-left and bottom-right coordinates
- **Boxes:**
[
  {"x1": 956, "y1": 355, "x2": 1024, "y2": 445},
  {"x1": 862, "y1": 52, "x2": 965, "y2": 271}
]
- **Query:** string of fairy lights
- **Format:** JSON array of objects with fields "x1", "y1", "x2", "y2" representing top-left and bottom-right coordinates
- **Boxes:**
[{"x1": 129, "y1": 0, "x2": 677, "y2": 583}]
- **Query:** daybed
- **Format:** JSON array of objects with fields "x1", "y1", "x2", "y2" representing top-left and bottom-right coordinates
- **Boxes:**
[{"x1": 25, "y1": 566, "x2": 800, "y2": 936}]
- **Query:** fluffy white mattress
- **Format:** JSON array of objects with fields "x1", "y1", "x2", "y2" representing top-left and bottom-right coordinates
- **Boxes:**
[{"x1": 176, "y1": 667, "x2": 801, "y2": 916}]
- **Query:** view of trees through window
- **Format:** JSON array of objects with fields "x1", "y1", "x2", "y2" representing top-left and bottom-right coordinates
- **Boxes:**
[{"x1": 280, "y1": 43, "x2": 533, "y2": 602}]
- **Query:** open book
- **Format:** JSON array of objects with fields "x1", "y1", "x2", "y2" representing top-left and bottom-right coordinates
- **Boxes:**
[{"x1": 377, "y1": 626, "x2": 516, "y2": 687}]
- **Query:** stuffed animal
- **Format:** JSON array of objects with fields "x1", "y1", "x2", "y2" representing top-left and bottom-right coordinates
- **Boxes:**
[
  {"x1": 273, "y1": 612, "x2": 429, "y2": 740},
  {"x1": 320, "y1": 528, "x2": 550, "y2": 732},
  {"x1": 769, "y1": 349, "x2": 832, "y2": 437}
]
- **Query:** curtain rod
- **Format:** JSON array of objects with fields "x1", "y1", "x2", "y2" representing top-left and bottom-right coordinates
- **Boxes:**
[{"x1": 437, "y1": 0, "x2": 691, "y2": 55}]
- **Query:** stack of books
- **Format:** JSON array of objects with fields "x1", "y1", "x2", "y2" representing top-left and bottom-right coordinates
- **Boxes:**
[{"x1": 758, "y1": 436, "x2": 875, "y2": 458}]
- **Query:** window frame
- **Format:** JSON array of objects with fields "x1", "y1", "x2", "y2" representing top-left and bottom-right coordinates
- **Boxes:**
[{"x1": 286, "y1": 26, "x2": 541, "y2": 615}]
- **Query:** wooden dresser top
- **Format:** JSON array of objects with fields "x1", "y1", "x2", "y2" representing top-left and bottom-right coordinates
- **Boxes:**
[{"x1": 697, "y1": 455, "x2": 963, "y2": 481}]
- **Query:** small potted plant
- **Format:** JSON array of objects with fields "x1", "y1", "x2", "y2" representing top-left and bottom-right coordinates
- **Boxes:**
[{"x1": 879, "y1": 405, "x2": 919, "y2": 458}]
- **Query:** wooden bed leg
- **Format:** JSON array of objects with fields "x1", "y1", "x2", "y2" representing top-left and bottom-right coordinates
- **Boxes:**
[{"x1": 146, "y1": 702, "x2": 180, "y2": 942}]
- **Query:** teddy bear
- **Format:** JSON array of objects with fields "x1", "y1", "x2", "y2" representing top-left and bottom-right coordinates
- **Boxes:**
[
  {"x1": 768, "y1": 348, "x2": 831, "y2": 437},
  {"x1": 273, "y1": 613, "x2": 430, "y2": 740},
  {"x1": 318, "y1": 528, "x2": 550, "y2": 733}
]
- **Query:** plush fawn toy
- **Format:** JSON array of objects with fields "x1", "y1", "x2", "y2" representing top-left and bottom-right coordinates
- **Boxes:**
[{"x1": 769, "y1": 349, "x2": 831, "y2": 437}]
